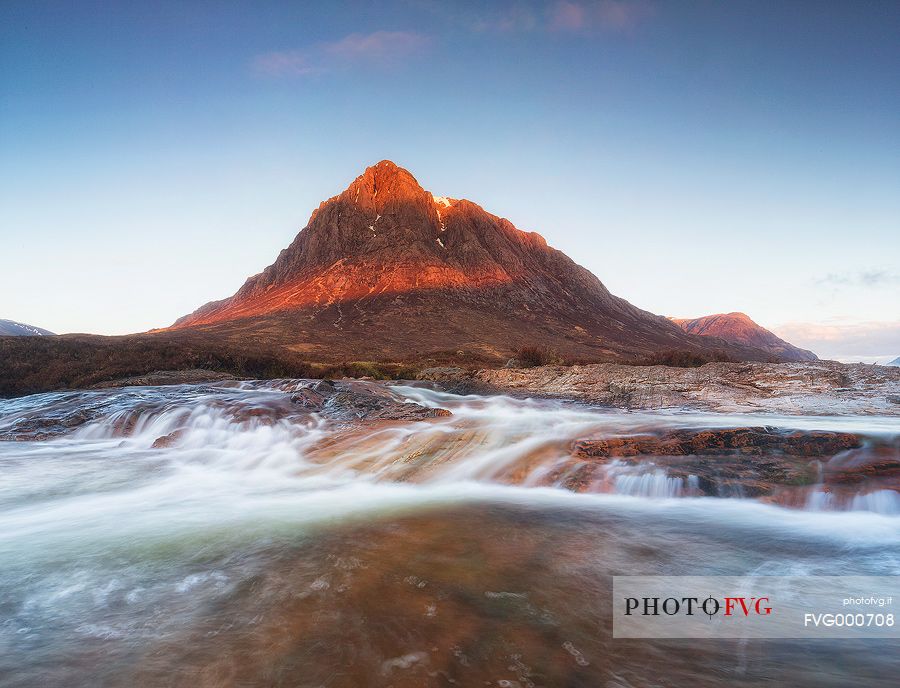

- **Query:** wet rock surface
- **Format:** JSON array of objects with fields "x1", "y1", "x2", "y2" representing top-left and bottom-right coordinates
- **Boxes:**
[
  {"x1": 572, "y1": 427, "x2": 862, "y2": 459},
  {"x1": 14, "y1": 504, "x2": 896, "y2": 688},
  {"x1": 0, "y1": 379, "x2": 451, "y2": 442},
  {"x1": 321, "y1": 384, "x2": 451, "y2": 422},
  {"x1": 278, "y1": 378, "x2": 451, "y2": 421},
  {"x1": 565, "y1": 427, "x2": 898, "y2": 502},
  {"x1": 89, "y1": 369, "x2": 236, "y2": 389}
]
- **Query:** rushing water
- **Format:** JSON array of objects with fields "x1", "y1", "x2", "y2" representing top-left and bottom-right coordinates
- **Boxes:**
[{"x1": 0, "y1": 381, "x2": 898, "y2": 687}]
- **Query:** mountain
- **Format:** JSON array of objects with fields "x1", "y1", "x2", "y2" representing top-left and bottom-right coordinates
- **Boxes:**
[
  {"x1": 885, "y1": 357, "x2": 900, "y2": 367},
  {"x1": 167, "y1": 160, "x2": 773, "y2": 363},
  {"x1": 670, "y1": 313, "x2": 817, "y2": 362},
  {"x1": 0, "y1": 320, "x2": 55, "y2": 337}
]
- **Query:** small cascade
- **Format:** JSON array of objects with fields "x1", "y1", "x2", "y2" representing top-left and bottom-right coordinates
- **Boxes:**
[
  {"x1": 614, "y1": 470, "x2": 686, "y2": 498},
  {"x1": 0, "y1": 379, "x2": 895, "y2": 514},
  {"x1": 850, "y1": 490, "x2": 900, "y2": 515},
  {"x1": 806, "y1": 488, "x2": 899, "y2": 515},
  {"x1": 603, "y1": 460, "x2": 701, "y2": 499},
  {"x1": 687, "y1": 474, "x2": 700, "y2": 493},
  {"x1": 805, "y1": 489, "x2": 837, "y2": 511}
]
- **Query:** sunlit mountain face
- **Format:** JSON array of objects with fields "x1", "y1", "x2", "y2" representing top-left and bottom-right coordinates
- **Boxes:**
[
  {"x1": 671, "y1": 312, "x2": 817, "y2": 362},
  {"x1": 164, "y1": 161, "x2": 779, "y2": 364}
]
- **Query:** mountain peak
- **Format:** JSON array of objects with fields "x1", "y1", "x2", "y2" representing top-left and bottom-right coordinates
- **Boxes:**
[
  {"x1": 368, "y1": 158, "x2": 408, "y2": 175},
  {"x1": 671, "y1": 313, "x2": 817, "y2": 362},
  {"x1": 0, "y1": 319, "x2": 55, "y2": 337},
  {"x1": 358, "y1": 159, "x2": 417, "y2": 186},
  {"x1": 339, "y1": 160, "x2": 431, "y2": 213},
  {"x1": 166, "y1": 161, "x2": 788, "y2": 364}
]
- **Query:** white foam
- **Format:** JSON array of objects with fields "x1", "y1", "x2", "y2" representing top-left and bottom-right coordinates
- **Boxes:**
[{"x1": 1, "y1": 382, "x2": 898, "y2": 573}]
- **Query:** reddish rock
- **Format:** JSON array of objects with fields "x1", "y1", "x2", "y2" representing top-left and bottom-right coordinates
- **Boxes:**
[
  {"x1": 151, "y1": 429, "x2": 187, "y2": 448},
  {"x1": 671, "y1": 312, "x2": 817, "y2": 362},
  {"x1": 823, "y1": 443, "x2": 900, "y2": 486},
  {"x1": 572, "y1": 427, "x2": 861, "y2": 459},
  {"x1": 290, "y1": 387, "x2": 327, "y2": 409},
  {"x1": 568, "y1": 427, "x2": 896, "y2": 500},
  {"x1": 324, "y1": 383, "x2": 452, "y2": 421}
]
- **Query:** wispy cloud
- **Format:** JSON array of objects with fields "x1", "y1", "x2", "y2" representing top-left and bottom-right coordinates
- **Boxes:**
[
  {"x1": 549, "y1": 1, "x2": 654, "y2": 32},
  {"x1": 472, "y1": 5, "x2": 539, "y2": 33},
  {"x1": 412, "y1": 1, "x2": 653, "y2": 35},
  {"x1": 323, "y1": 31, "x2": 430, "y2": 61},
  {"x1": 773, "y1": 319, "x2": 900, "y2": 359},
  {"x1": 817, "y1": 270, "x2": 900, "y2": 288},
  {"x1": 253, "y1": 30, "x2": 430, "y2": 78},
  {"x1": 253, "y1": 52, "x2": 319, "y2": 77},
  {"x1": 409, "y1": 0, "x2": 538, "y2": 33}
]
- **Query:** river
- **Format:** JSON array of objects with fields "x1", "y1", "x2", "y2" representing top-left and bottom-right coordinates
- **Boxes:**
[{"x1": 1, "y1": 381, "x2": 897, "y2": 687}]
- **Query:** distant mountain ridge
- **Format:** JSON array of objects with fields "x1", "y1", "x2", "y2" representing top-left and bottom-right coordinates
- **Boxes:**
[
  {"x1": 670, "y1": 312, "x2": 817, "y2": 362},
  {"x1": 167, "y1": 160, "x2": 778, "y2": 363},
  {"x1": 0, "y1": 320, "x2": 55, "y2": 337}
]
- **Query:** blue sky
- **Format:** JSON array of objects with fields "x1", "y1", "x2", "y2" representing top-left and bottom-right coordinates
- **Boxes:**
[{"x1": 1, "y1": 1, "x2": 898, "y2": 359}]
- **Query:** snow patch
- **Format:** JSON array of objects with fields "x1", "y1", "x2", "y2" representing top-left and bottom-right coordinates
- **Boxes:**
[
  {"x1": 1, "y1": 320, "x2": 51, "y2": 336},
  {"x1": 431, "y1": 195, "x2": 449, "y2": 230},
  {"x1": 436, "y1": 238, "x2": 444, "y2": 248}
]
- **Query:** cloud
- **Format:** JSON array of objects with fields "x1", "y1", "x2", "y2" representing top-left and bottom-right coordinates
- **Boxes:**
[
  {"x1": 549, "y1": 1, "x2": 654, "y2": 32},
  {"x1": 550, "y1": 1, "x2": 586, "y2": 31},
  {"x1": 412, "y1": 1, "x2": 652, "y2": 35},
  {"x1": 817, "y1": 270, "x2": 900, "y2": 288},
  {"x1": 474, "y1": 6, "x2": 539, "y2": 33},
  {"x1": 253, "y1": 31, "x2": 430, "y2": 78},
  {"x1": 323, "y1": 31, "x2": 430, "y2": 61},
  {"x1": 773, "y1": 319, "x2": 900, "y2": 359},
  {"x1": 253, "y1": 51, "x2": 319, "y2": 77},
  {"x1": 411, "y1": 1, "x2": 538, "y2": 33}
]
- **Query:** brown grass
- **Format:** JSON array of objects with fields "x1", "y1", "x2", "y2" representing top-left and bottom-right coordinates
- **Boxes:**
[
  {"x1": 515, "y1": 346, "x2": 564, "y2": 368},
  {"x1": 627, "y1": 348, "x2": 737, "y2": 368},
  {"x1": 0, "y1": 335, "x2": 424, "y2": 397}
]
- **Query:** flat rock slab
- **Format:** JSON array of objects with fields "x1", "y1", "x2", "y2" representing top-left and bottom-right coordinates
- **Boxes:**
[
  {"x1": 572, "y1": 427, "x2": 862, "y2": 459},
  {"x1": 470, "y1": 360, "x2": 900, "y2": 415}
]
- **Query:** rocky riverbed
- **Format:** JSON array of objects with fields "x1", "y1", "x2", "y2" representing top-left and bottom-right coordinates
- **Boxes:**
[
  {"x1": 1, "y1": 376, "x2": 898, "y2": 687},
  {"x1": 420, "y1": 360, "x2": 900, "y2": 416}
]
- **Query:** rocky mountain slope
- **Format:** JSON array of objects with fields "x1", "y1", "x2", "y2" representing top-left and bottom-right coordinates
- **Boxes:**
[
  {"x1": 0, "y1": 162, "x2": 808, "y2": 396},
  {"x1": 671, "y1": 312, "x2": 817, "y2": 362},
  {"x1": 0, "y1": 319, "x2": 55, "y2": 337},
  {"x1": 167, "y1": 161, "x2": 771, "y2": 363}
]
